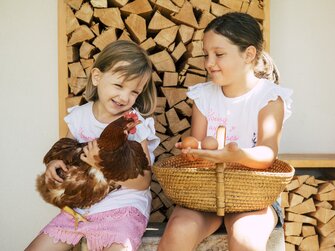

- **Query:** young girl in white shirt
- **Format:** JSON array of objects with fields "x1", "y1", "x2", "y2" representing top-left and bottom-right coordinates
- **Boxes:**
[
  {"x1": 26, "y1": 40, "x2": 159, "y2": 251},
  {"x1": 158, "y1": 12, "x2": 292, "y2": 251}
]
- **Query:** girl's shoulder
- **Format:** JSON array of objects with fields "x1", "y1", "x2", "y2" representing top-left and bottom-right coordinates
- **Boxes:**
[
  {"x1": 187, "y1": 81, "x2": 218, "y2": 100},
  {"x1": 64, "y1": 102, "x2": 96, "y2": 140},
  {"x1": 66, "y1": 101, "x2": 93, "y2": 117},
  {"x1": 128, "y1": 109, "x2": 160, "y2": 164},
  {"x1": 256, "y1": 79, "x2": 293, "y2": 122},
  {"x1": 257, "y1": 79, "x2": 293, "y2": 101}
]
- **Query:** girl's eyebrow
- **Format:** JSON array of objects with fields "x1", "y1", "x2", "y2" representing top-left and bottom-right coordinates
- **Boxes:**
[{"x1": 206, "y1": 46, "x2": 226, "y2": 50}]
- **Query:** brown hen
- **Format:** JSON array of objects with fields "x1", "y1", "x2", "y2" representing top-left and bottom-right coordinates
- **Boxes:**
[{"x1": 36, "y1": 112, "x2": 149, "y2": 209}]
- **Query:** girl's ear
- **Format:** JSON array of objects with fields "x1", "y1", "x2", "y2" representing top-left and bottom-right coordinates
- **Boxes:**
[
  {"x1": 244, "y1": 46, "x2": 257, "y2": 64},
  {"x1": 91, "y1": 68, "x2": 102, "y2": 86}
]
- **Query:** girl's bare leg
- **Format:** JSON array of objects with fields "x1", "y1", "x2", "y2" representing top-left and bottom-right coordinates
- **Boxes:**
[
  {"x1": 25, "y1": 233, "x2": 73, "y2": 251},
  {"x1": 158, "y1": 206, "x2": 223, "y2": 251},
  {"x1": 103, "y1": 243, "x2": 127, "y2": 251},
  {"x1": 224, "y1": 206, "x2": 278, "y2": 251}
]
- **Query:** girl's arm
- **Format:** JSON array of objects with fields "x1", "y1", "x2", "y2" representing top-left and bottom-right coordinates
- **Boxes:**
[
  {"x1": 190, "y1": 104, "x2": 208, "y2": 141},
  {"x1": 44, "y1": 130, "x2": 75, "y2": 182},
  {"x1": 182, "y1": 98, "x2": 285, "y2": 169}
]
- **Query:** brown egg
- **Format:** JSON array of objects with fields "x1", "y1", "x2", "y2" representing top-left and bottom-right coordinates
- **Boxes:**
[
  {"x1": 201, "y1": 136, "x2": 218, "y2": 150},
  {"x1": 181, "y1": 136, "x2": 199, "y2": 149}
]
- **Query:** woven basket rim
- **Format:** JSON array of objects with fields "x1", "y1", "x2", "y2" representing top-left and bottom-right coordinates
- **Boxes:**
[
  {"x1": 153, "y1": 155, "x2": 295, "y2": 176},
  {"x1": 152, "y1": 155, "x2": 295, "y2": 214}
]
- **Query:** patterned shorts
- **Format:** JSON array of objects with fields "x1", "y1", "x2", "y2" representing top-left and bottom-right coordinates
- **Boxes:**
[{"x1": 41, "y1": 207, "x2": 147, "y2": 251}]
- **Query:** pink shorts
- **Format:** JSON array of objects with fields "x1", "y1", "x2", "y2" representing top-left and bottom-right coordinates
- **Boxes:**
[{"x1": 41, "y1": 207, "x2": 148, "y2": 251}]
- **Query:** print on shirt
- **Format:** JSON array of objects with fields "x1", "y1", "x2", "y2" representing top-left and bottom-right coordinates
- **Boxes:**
[
  {"x1": 252, "y1": 132, "x2": 257, "y2": 147},
  {"x1": 207, "y1": 109, "x2": 239, "y2": 142},
  {"x1": 78, "y1": 128, "x2": 96, "y2": 142}
]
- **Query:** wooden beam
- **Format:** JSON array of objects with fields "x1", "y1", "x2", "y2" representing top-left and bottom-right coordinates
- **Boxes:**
[
  {"x1": 263, "y1": 0, "x2": 270, "y2": 52},
  {"x1": 279, "y1": 154, "x2": 335, "y2": 168},
  {"x1": 59, "y1": 0, "x2": 68, "y2": 137}
]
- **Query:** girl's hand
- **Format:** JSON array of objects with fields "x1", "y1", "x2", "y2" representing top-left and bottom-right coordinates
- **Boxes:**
[
  {"x1": 45, "y1": 160, "x2": 68, "y2": 183},
  {"x1": 180, "y1": 142, "x2": 239, "y2": 163},
  {"x1": 80, "y1": 140, "x2": 100, "y2": 167}
]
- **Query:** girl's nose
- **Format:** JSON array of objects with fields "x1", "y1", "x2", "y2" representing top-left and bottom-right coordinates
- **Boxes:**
[
  {"x1": 205, "y1": 57, "x2": 215, "y2": 69},
  {"x1": 118, "y1": 91, "x2": 129, "y2": 104}
]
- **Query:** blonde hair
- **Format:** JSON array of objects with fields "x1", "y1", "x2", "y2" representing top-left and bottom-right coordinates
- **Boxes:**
[{"x1": 84, "y1": 40, "x2": 157, "y2": 116}]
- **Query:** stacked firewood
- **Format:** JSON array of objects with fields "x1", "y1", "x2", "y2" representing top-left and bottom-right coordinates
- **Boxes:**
[
  {"x1": 282, "y1": 175, "x2": 335, "y2": 251},
  {"x1": 63, "y1": 0, "x2": 266, "y2": 222}
]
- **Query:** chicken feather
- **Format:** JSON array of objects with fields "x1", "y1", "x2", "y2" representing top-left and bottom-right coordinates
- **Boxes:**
[{"x1": 36, "y1": 112, "x2": 149, "y2": 209}]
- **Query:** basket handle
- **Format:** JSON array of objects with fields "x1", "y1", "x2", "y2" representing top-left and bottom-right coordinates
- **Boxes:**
[{"x1": 216, "y1": 126, "x2": 226, "y2": 216}]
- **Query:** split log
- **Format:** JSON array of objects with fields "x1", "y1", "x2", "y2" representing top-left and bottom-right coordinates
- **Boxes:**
[
  {"x1": 283, "y1": 177, "x2": 335, "y2": 250},
  {"x1": 68, "y1": 25, "x2": 95, "y2": 46},
  {"x1": 75, "y1": 2, "x2": 93, "y2": 24},
  {"x1": 171, "y1": 1, "x2": 198, "y2": 28},
  {"x1": 120, "y1": 0, "x2": 153, "y2": 16},
  {"x1": 66, "y1": 0, "x2": 84, "y2": 10},
  {"x1": 150, "y1": 50, "x2": 176, "y2": 72},
  {"x1": 125, "y1": 14, "x2": 147, "y2": 43},
  {"x1": 94, "y1": 8, "x2": 124, "y2": 29},
  {"x1": 148, "y1": 11, "x2": 176, "y2": 32},
  {"x1": 92, "y1": 28, "x2": 117, "y2": 50}
]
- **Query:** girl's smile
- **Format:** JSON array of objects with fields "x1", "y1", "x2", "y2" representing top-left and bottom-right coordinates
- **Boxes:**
[
  {"x1": 203, "y1": 30, "x2": 259, "y2": 98},
  {"x1": 91, "y1": 61, "x2": 148, "y2": 123}
]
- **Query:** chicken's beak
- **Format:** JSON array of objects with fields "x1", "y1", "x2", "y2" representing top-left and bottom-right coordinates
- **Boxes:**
[{"x1": 126, "y1": 120, "x2": 141, "y2": 134}]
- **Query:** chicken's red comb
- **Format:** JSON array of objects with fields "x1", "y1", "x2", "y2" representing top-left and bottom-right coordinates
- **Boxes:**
[{"x1": 124, "y1": 111, "x2": 138, "y2": 121}]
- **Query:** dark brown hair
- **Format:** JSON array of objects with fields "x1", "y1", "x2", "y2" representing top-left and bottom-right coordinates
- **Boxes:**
[{"x1": 205, "y1": 12, "x2": 280, "y2": 84}]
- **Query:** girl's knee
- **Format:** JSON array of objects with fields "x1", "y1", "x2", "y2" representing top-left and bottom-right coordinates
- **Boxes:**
[
  {"x1": 228, "y1": 230, "x2": 267, "y2": 251},
  {"x1": 158, "y1": 216, "x2": 203, "y2": 251},
  {"x1": 164, "y1": 216, "x2": 200, "y2": 239},
  {"x1": 103, "y1": 243, "x2": 127, "y2": 251}
]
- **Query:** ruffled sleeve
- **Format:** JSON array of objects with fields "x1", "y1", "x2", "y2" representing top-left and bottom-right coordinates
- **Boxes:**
[
  {"x1": 187, "y1": 82, "x2": 214, "y2": 116},
  {"x1": 64, "y1": 105, "x2": 80, "y2": 138},
  {"x1": 128, "y1": 111, "x2": 160, "y2": 164},
  {"x1": 259, "y1": 83, "x2": 293, "y2": 123}
]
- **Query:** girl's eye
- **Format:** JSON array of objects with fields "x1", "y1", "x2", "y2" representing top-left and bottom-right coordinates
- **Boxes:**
[
  {"x1": 216, "y1": 53, "x2": 225, "y2": 57},
  {"x1": 132, "y1": 91, "x2": 140, "y2": 96},
  {"x1": 113, "y1": 84, "x2": 122, "y2": 88}
]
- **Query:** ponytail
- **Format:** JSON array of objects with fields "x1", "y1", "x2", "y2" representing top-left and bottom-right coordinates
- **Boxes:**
[{"x1": 254, "y1": 51, "x2": 280, "y2": 84}]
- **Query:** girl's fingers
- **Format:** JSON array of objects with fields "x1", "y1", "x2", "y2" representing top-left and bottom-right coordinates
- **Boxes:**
[
  {"x1": 187, "y1": 149, "x2": 221, "y2": 163},
  {"x1": 92, "y1": 140, "x2": 98, "y2": 148},
  {"x1": 80, "y1": 153, "x2": 87, "y2": 162},
  {"x1": 175, "y1": 142, "x2": 182, "y2": 149},
  {"x1": 51, "y1": 168, "x2": 63, "y2": 183},
  {"x1": 59, "y1": 161, "x2": 69, "y2": 172},
  {"x1": 226, "y1": 142, "x2": 239, "y2": 152},
  {"x1": 83, "y1": 145, "x2": 89, "y2": 155}
]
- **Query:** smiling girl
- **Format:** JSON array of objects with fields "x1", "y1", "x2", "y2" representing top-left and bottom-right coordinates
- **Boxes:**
[
  {"x1": 26, "y1": 40, "x2": 159, "y2": 251},
  {"x1": 158, "y1": 12, "x2": 292, "y2": 251}
]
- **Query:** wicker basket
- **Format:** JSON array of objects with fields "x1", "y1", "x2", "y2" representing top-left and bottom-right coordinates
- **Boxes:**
[{"x1": 153, "y1": 155, "x2": 294, "y2": 216}]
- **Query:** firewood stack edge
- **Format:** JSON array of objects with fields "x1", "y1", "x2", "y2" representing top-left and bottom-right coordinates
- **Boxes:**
[{"x1": 282, "y1": 175, "x2": 335, "y2": 250}]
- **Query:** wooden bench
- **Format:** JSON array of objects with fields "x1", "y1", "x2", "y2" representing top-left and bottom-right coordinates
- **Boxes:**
[
  {"x1": 76, "y1": 222, "x2": 285, "y2": 251},
  {"x1": 278, "y1": 153, "x2": 335, "y2": 169}
]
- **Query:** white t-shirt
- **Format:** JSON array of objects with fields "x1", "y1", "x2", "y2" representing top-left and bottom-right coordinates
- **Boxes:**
[
  {"x1": 187, "y1": 79, "x2": 293, "y2": 148},
  {"x1": 64, "y1": 102, "x2": 160, "y2": 218}
]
